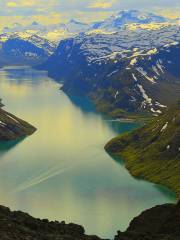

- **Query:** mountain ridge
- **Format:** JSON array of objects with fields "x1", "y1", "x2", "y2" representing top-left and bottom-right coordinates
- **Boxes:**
[
  {"x1": 2, "y1": 10, "x2": 175, "y2": 42},
  {"x1": 38, "y1": 23, "x2": 180, "y2": 117}
]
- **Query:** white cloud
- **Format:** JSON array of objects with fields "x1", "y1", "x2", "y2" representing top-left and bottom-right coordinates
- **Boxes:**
[
  {"x1": 88, "y1": 0, "x2": 116, "y2": 9},
  {"x1": 7, "y1": 1, "x2": 17, "y2": 7}
]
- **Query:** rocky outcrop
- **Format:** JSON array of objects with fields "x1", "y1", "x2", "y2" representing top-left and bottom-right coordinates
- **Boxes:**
[
  {"x1": 0, "y1": 205, "x2": 102, "y2": 240},
  {"x1": 0, "y1": 100, "x2": 36, "y2": 140},
  {"x1": 115, "y1": 201, "x2": 180, "y2": 240},
  {"x1": 0, "y1": 201, "x2": 179, "y2": 240}
]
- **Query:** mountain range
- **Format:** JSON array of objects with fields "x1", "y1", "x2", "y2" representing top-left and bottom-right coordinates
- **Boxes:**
[
  {"x1": 39, "y1": 19, "x2": 180, "y2": 116},
  {"x1": 2, "y1": 10, "x2": 177, "y2": 42},
  {"x1": 0, "y1": 10, "x2": 180, "y2": 116},
  {"x1": 0, "y1": 10, "x2": 180, "y2": 240}
]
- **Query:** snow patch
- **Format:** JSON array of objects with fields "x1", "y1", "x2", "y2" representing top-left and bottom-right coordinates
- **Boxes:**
[
  {"x1": 146, "y1": 48, "x2": 158, "y2": 55},
  {"x1": 151, "y1": 108, "x2": 162, "y2": 114},
  {"x1": 130, "y1": 58, "x2": 137, "y2": 66},
  {"x1": 107, "y1": 69, "x2": 118, "y2": 77},
  {"x1": 136, "y1": 67, "x2": 156, "y2": 83},
  {"x1": 161, "y1": 122, "x2": 168, "y2": 132},
  {"x1": 155, "y1": 102, "x2": 167, "y2": 108},
  {"x1": 132, "y1": 73, "x2": 138, "y2": 82},
  {"x1": 156, "y1": 60, "x2": 164, "y2": 73},
  {"x1": 137, "y1": 84, "x2": 152, "y2": 105},
  {"x1": 115, "y1": 91, "x2": 119, "y2": 99}
]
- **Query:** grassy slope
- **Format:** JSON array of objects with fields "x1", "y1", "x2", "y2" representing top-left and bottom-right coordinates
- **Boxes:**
[{"x1": 105, "y1": 101, "x2": 180, "y2": 199}]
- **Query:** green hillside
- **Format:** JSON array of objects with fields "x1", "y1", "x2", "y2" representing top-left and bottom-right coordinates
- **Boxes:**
[{"x1": 105, "y1": 101, "x2": 180, "y2": 198}]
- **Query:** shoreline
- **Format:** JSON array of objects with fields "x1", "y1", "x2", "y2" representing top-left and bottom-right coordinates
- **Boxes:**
[
  {"x1": 109, "y1": 151, "x2": 178, "y2": 200},
  {"x1": 0, "y1": 67, "x2": 178, "y2": 239},
  {"x1": 105, "y1": 102, "x2": 180, "y2": 200}
]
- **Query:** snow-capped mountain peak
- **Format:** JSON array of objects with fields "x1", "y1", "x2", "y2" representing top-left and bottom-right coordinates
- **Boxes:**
[
  {"x1": 1, "y1": 10, "x2": 173, "y2": 42},
  {"x1": 92, "y1": 10, "x2": 168, "y2": 30}
]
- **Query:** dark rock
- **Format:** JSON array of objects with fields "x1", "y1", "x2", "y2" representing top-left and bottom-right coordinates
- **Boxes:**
[
  {"x1": 0, "y1": 202, "x2": 179, "y2": 240},
  {"x1": 115, "y1": 201, "x2": 180, "y2": 240},
  {"x1": 0, "y1": 205, "x2": 103, "y2": 240},
  {"x1": 0, "y1": 100, "x2": 36, "y2": 141}
]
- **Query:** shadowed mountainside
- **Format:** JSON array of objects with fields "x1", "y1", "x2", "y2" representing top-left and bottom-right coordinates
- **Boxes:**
[{"x1": 38, "y1": 25, "x2": 180, "y2": 117}]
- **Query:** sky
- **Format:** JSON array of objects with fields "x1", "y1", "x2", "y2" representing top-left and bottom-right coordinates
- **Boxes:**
[{"x1": 0, "y1": 0, "x2": 180, "y2": 29}]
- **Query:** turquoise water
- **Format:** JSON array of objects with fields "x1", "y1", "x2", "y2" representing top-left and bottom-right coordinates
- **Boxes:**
[{"x1": 0, "y1": 66, "x2": 176, "y2": 238}]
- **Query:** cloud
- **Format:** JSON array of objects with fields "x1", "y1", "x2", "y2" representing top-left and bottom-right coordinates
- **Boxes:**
[
  {"x1": 0, "y1": 0, "x2": 179, "y2": 30},
  {"x1": 7, "y1": 1, "x2": 17, "y2": 7},
  {"x1": 5, "y1": 0, "x2": 58, "y2": 11},
  {"x1": 88, "y1": 0, "x2": 116, "y2": 9}
]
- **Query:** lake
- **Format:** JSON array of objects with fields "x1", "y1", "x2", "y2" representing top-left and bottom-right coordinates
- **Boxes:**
[{"x1": 0, "y1": 66, "x2": 176, "y2": 238}]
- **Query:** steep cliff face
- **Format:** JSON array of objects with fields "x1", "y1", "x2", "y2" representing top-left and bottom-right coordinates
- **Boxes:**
[
  {"x1": 105, "y1": 101, "x2": 180, "y2": 198},
  {"x1": 0, "y1": 100, "x2": 36, "y2": 140},
  {"x1": 39, "y1": 25, "x2": 180, "y2": 117}
]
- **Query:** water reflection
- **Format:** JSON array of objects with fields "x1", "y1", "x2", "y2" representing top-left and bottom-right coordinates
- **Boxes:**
[
  {"x1": 0, "y1": 66, "x2": 176, "y2": 238},
  {"x1": 68, "y1": 94, "x2": 139, "y2": 134},
  {"x1": 0, "y1": 138, "x2": 24, "y2": 157},
  {"x1": 0, "y1": 66, "x2": 48, "y2": 83},
  {"x1": 67, "y1": 94, "x2": 96, "y2": 114},
  {"x1": 110, "y1": 153, "x2": 177, "y2": 202},
  {"x1": 154, "y1": 185, "x2": 177, "y2": 201}
]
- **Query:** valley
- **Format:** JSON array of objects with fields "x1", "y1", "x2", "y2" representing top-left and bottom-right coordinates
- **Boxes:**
[
  {"x1": 0, "y1": 66, "x2": 176, "y2": 238},
  {"x1": 0, "y1": 9, "x2": 179, "y2": 240}
]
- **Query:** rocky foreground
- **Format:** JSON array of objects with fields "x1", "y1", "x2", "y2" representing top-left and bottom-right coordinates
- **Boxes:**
[
  {"x1": 115, "y1": 201, "x2": 180, "y2": 240},
  {"x1": 0, "y1": 100, "x2": 36, "y2": 140},
  {"x1": 0, "y1": 201, "x2": 179, "y2": 240}
]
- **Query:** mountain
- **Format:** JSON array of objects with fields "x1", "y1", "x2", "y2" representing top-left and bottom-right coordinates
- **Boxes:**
[
  {"x1": 1, "y1": 10, "x2": 170, "y2": 42},
  {"x1": 0, "y1": 99, "x2": 36, "y2": 140},
  {"x1": 0, "y1": 201, "x2": 179, "y2": 240},
  {"x1": 39, "y1": 23, "x2": 180, "y2": 117},
  {"x1": 92, "y1": 10, "x2": 167, "y2": 31},
  {"x1": 105, "y1": 101, "x2": 180, "y2": 198},
  {"x1": 0, "y1": 33, "x2": 56, "y2": 66},
  {"x1": 2, "y1": 20, "x2": 91, "y2": 43},
  {"x1": 66, "y1": 19, "x2": 90, "y2": 33}
]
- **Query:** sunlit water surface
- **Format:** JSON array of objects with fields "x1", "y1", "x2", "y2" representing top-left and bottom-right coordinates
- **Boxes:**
[{"x1": 0, "y1": 66, "x2": 176, "y2": 238}]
